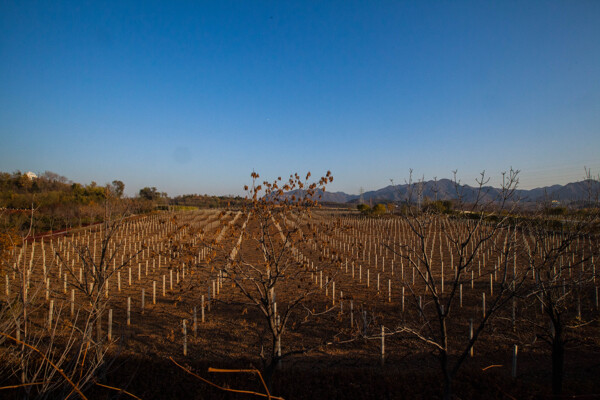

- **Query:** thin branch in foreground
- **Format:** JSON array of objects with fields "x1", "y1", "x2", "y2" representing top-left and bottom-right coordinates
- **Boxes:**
[
  {"x1": 0, "y1": 381, "x2": 49, "y2": 390},
  {"x1": 169, "y1": 357, "x2": 284, "y2": 400},
  {"x1": 0, "y1": 331, "x2": 88, "y2": 400},
  {"x1": 94, "y1": 381, "x2": 143, "y2": 400}
]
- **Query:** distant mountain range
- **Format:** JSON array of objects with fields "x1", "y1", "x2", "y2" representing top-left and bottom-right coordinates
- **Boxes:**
[{"x1": 286, "y1": 179, "x2": 600, "y2": 205}]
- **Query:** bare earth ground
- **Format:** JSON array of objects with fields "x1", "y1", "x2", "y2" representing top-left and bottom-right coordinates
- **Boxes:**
[{"x1": 2, "y1": 210, "x2": 599, "y2": 399}]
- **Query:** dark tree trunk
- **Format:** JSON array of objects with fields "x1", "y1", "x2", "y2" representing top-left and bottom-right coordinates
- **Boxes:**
[
  {"x1": 440, "y1": 350, "x2": 453, "y2": 400},
  {"x1": 552, "y1": 326, "x2": 565, "y2": 396},
  {"x1": 263, "y1": 359, "x2": 277, "y2": 394},
  {"x1": 443, "y1": 376, "x2": 453, "y2": 400}
]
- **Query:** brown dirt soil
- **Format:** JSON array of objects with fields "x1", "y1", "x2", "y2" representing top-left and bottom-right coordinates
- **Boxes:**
[{"x1": 1, "y1": 210, "x2": 599, "y2": 399}]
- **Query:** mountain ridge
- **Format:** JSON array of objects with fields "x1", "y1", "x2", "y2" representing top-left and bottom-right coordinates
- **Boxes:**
[{"x1": 286, "y1": 179, "x2": 600, "y2": 205}]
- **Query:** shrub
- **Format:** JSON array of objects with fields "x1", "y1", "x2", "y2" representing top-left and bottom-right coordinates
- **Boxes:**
[
  {"x1": 372, "y1": 203, "x2": 387, "y2": 215},
  {"x1": 357, "y1": 204, "x2": 371, "y2": 214}
]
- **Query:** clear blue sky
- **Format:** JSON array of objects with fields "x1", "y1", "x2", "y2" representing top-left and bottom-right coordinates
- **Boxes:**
[{"x1": 1, "y1": 1, "x2": 599, "y2": 196}]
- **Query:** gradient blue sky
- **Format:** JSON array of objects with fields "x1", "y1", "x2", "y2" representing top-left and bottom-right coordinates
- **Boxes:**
[{"x1": 1, "y1": 1, "x2": 599, "y2": 197}]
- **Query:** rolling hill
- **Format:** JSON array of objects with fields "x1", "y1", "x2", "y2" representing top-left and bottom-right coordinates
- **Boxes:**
[{"x1": 285, "y1": 179, "x2": 599, "y2": 205}]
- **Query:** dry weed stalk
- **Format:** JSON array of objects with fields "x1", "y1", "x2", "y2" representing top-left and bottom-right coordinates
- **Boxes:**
[{"x1": 170, "y1": 356, "x2": 284, "y2": 400}]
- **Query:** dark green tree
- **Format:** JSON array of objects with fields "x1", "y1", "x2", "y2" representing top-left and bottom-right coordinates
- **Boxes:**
[
  {"x1": 139, "y1": 186, "x2": 159, "y2": 200},
  {"x1": 111, "y1": 180, "x2": 125, "y2": 198}
]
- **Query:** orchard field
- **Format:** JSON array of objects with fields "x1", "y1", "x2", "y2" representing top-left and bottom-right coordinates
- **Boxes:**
[{"x1": 1, "y1": 206, "x2": 599, "y2": 399}]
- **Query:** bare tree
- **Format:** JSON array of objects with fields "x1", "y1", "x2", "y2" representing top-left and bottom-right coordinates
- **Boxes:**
[
  {"x1": 519, "y1": 168, "x2": 600, "y2": 395},
  {"x1": 0, "y1": 205, "x2": 110, "y2": 398},
  {"x1": 56, "y1": 187, "x2": 143, "y2": 344},
  {"x1": 218, "y1": 171, "x2": 334, "y2": 390},
  {"x1": 388, "y1": 169, "x2": 527, "y2": 400}
]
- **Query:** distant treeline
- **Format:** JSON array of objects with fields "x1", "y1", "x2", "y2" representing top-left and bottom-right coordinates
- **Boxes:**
[
  {"x1": 170, "y1": 194, "x2": 247, "y2": 209},
  {"x1": 170, "y1": 194, "x2": 351, "y2": 209},
  {"x1": 0, "y1": 171, "x2": 154, "y2": 235},
  {"x1": 0, "y1": 171, "x2": 252, "y2": 236}
]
